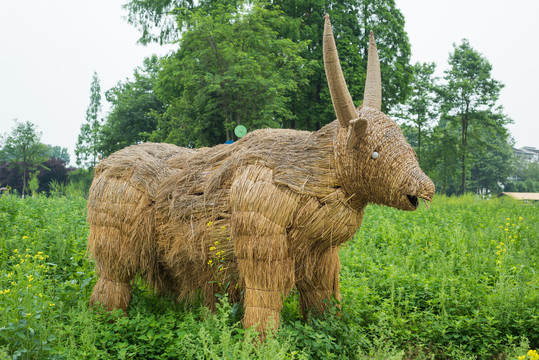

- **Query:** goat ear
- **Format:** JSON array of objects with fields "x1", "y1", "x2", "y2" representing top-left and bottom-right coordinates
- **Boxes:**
[{"x1": 347, "y1": 118, "x2": 368, "y2": 149}]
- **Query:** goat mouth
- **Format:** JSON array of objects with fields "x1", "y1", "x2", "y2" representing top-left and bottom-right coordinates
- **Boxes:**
[{"x1": 406, "y1": 194, "x2": 419, "y2": 208}]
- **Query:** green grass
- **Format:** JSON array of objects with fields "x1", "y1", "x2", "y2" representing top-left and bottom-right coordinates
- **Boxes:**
[{"x1": 0, "y1": 193, "x2": 537, "y2": 359}]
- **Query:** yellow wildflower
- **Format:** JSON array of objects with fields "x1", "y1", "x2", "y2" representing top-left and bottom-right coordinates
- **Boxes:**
[
  {"x1": 220, "y1": 226, "x2": 226, "y2": 230},
  {"x1": 207, "y1": 221, "x2": 213, "y2": 227},
  {"x1": 38, "y1": 293, "x2": 43, "y2": 298},
  {"x1": 49, "y1": 303, "x2": 55, "y2": 307},
  {"x1": 13, "y1": 249, "x2": 18, "y2": 253},
  {"x1": 207, "y1": 260, "x2": 213, "y2": 266},
  {"x1": 209, "y1": 247, "x2": 216, "y2": 251},
  {"x1": 519, "y1": 216, "x2": 523, "y2": 221},
  {"x1": 527, "y1": 350, "x2": 539, "y2": 360},
  {"x1": 22, "y1": 236, "x2": 29, "y2": 239},
  {"x1": 518, "y1": 356, "x2": 525, "y2": 360},
  {"x1": 214, "y1": 241, "x2": 220, "y2": 245},
  {"x1": 26, "y1": 313, "x2": 31, "y2": 316}
]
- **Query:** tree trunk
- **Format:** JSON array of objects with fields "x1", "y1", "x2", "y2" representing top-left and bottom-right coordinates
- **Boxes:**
[
  {"x1": 461, "y1": 106, "x2": 469, "y2": 195},
  {"x1": 22, "y1": 165, "x2": 27, "y2": 198},
  {"x1": 417, "y1": 121, "x2": 421, "y2": 163}
]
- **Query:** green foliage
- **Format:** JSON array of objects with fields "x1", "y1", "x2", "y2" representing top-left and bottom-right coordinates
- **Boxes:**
[
  {"x1": 506, "y1": 160, "x2": 539, "y2": 193},
  {"x1": 99, "y1": 56, "x2": 164, "y2": 156},
  {"x1": 149, "y1": 2, "x2": 311, "y2": 147},
  {"x1": 272, "y1": 0, "x2": 412, "y2": 129},
  {"x1": 45, "y1": 145, "x2": 70, "y2": 165},
  {"x1": 121, "y1": 0, "x2": 413, "y2": 133},
  {"x1": 397, "y1": 62, "x2": 438, "y2": 165},
  {"x1": 436, "y1": 39, "x2": 510, "y2": 195},
  {"x1": 0, "y1": 194, "x2": 537, "y2": 359},
  {"x1": 340, "y1": 194, "x2": 538, "y2": 358},
  {"x1": 0, "y1": 120, "x2": 49, "y2": 197},
  {"x1": 27, "y1": 171, "x2": 40, "y2": 196},
  {"x1": 65, "y1": 168, "x2": 94, "y2": 198},
  {"x1": 76, "y1": 71, "x2": 103, "y2": 168}
]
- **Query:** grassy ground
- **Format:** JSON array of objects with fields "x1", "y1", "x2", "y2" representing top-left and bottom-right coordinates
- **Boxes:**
[{"x1": 0, "y1": 193, "x2": 537, "y2": 359}]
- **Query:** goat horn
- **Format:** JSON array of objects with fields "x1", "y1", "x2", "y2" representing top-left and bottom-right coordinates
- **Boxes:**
[
  {"x1": 363, "y1": 31, "x2": 382, "y2": 110},
  {"x1": 323, "y1": 13, "x2": 357, "y2": 128}
]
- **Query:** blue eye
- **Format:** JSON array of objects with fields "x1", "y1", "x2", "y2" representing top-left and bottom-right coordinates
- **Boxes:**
[{"x1": 372, "y1": 151, "x2": 379, "y2": 159}]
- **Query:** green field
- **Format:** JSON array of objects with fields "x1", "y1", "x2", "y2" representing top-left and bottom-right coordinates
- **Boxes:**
[{"x1": 0, "y1": 194, "x2": 537, "y2": 359}]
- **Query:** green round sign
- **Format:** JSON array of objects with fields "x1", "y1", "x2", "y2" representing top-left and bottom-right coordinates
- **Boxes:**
[{"x1": 234, "y1": 125, "x2": 247, "y2": 138}]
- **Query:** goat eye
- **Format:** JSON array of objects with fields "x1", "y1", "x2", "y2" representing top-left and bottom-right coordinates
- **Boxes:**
[{"x1": 372, "y1": 151, "x2": 379, "y2": 159}]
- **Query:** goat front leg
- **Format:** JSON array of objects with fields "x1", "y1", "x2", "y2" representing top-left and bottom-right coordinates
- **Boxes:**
[
  {"x1": 234, "y1": 212, "x2": 294, "y2": 336},
  {"x1": 230, "y1": 165, "x2": 299, "y2": 336},
  {"x1": 296, "y1": 246, "x2": 341, "y2": 319}
]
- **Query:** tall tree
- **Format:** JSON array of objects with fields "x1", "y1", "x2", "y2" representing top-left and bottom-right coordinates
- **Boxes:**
[
  {"x1": 99, "y1": 55, "x2": 164, "y2": 156},
  {"x1": 399, "y1": 62, "x2": 438, "y2": 164},
  {"x1": 439, "y1": 39, "x2": 505, "y2": 194},
  {"x1": 422, "y1": 118, "x2": 461, "y2": 195},
  {"x1": 150, "y1": 2, "x2": 311, "y2": 147},
  {"x1": 123, "y1": 0, "x2": 413, "y2": 131},
  {"x1": 270, "y1": 0, "x2": 413, "y2": 129},
  {"x1": 0, "y1": 120, "x2": 48, "y2": 197},
  {"x1": 76, "y1": 71, "x2": 103, "y2": 167}
]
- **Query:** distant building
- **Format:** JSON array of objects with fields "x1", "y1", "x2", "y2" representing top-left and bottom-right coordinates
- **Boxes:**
[{"x1": 514, "y1": 146, "x2": 539, "y2": 163}]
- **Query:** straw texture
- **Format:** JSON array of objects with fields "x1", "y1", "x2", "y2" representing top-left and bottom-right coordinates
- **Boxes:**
[
  {"x1": 363, "y1": 31, "x2": 382, "y2": 110},
  {"x1": 323, "y1": 14, "x2": 358, "y2": 127},
  {"x1": 87, "y1": 15, "x2": 435, "y2": 337}
]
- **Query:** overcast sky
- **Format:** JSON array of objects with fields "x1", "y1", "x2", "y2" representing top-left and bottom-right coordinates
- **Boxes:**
[{"x1": 1, "y1": 1, "x2": 538, "y2": 166}]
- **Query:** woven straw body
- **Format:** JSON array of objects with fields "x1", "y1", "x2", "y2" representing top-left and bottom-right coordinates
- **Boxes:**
[{"x1": 87, "y1": 15, "x2": 435, "y2": 336}]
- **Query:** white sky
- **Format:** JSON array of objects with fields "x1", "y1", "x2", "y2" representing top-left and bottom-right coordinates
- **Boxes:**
[{"x1": 1, "y1": 1, "x2": 538, "y2": 166}]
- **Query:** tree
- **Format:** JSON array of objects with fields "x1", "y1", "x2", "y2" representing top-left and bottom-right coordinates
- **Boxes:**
[
  {"x1": 0, "y1": 120, "x2": 49, "y2": 197},
  {"x1": 439, "y1": 39, "x2": 506, "y2": 194},
  {"x1": 76, "y1": 71, "x2": 103, "y2": 167},
  {"x1": 46, "y1": 145, "x2": 70, "y2": 164},
  {"x1": 399, "y1": 62, "x2": 438, "y2": 164},
  {"x1": 467, "y1": 111, "x2": 514, "y2": 194},
  {"x1": 123, "y1": 0, "x2": 413, "y2": 132},
  {"x1": 505, "y1": 155, "x2": 539, "y2": 193},
  {"x1": 149, "y1": 2, "x2": 311, "y2": 147},
  {"x1": 422, "y1": 118, "x2": 461, "y2": 195},
  {"x1": 273, "y1": 0, "x2": 413, "y2": 130},
  {"x1": 99, "y1": 55, "x2": 164, "y2": 156}
]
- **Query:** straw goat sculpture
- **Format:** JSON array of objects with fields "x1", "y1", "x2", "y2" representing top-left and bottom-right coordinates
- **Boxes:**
[{"x1": 87, "y1": 14, "x2": 435, "y2": 334}]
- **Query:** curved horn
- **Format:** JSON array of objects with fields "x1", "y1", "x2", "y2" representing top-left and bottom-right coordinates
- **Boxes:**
[
  {"x1": 363, "y1": 31, "x2": 382, "y2": 110},
  {"x1": 323, "y1": 14, "x2": 357, "y2": 127}
]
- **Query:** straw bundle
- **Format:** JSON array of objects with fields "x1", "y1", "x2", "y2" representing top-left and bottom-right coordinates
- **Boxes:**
[{"x1": 87, "y1": 14, "x2": 435, "y2": 336}]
